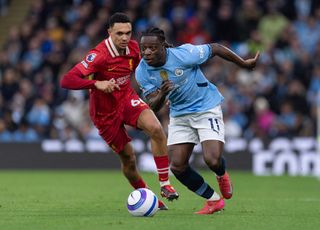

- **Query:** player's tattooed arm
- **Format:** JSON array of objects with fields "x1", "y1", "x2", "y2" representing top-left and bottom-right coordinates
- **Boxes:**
[
  {"x1": 211, "y1": 43, "x2": 260, "y2": 69},
  {"x1": 146, "y1": 80, "x2": 174, "y2": 112}
]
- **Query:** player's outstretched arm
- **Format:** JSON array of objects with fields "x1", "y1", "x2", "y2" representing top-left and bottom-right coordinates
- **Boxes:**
[
  {"x1": 60, "y1": 66, "x2": 97, "y2": 90},
  {"x1": 146, "y1": 80, "x2": 174, "y2": 112},
  {"x1": 211, "y1": 43, "x2": 260, "y2": 69}
]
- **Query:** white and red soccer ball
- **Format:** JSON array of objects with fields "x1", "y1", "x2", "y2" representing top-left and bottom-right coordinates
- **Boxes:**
[{"x1": 127, "y1": 188, "x2": 159, "y2": 217}]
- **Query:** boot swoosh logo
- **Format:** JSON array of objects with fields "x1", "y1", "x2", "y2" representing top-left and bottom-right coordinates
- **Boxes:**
[
  {"x1": 107, "y1": 66, "x2": 117, "y2": 71},
  {"x1": 228, "y1": 184, "x2": 233, "y2": 194}
]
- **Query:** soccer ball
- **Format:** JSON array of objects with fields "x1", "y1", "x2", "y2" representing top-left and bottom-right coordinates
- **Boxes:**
[{"x1": 127, "y1": 188, "x2": 159, "y2": 217}]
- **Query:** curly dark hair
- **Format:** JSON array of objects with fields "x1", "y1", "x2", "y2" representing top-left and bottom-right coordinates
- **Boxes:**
[{"x1": 141, "y1": 27, "x2": 173, "y2": 48}]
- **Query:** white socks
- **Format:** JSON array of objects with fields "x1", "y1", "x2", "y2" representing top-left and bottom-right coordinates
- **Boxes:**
[
  {"x1": 160, "y1": 180, "x2": 171, "y2": 187},
  {"x1": 208, "y1": 191, "x2": 221, "y2": 201}
]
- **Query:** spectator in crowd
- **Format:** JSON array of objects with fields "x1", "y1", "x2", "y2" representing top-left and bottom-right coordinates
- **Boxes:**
[
  {"x1": 176, "y1": 16, "x2": 211, "y2": 45},
  {"x1": 0, "y1": 0, "x2": 9, "y2": 16},
  {"x1": 258, "y1": 1, "x2": 289, "y2": 49},
  {"x1": 236, "y1": 0, "x2": 262, "y2": 42},
  {"x1": 253, "y1": 97, "x2": 276, "y2": 138},
  {"x1": 0, "y1": 118, "x2": 12, "y2": 141},
  {"x1": 12, "y1": 119, "x2": 39, "y2": 142}
]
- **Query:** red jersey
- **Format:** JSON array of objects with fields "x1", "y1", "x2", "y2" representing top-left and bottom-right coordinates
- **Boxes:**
[{"x1": 74, "y1": 37, "x2": 141, "y2": 125}]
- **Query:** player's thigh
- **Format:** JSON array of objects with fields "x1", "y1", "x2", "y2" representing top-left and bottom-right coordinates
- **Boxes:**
[
  {"x1": 123, "y1": 93, "x2": 149, "y2": 128},
  {"x1": 136, "y1": 109, "x2": 163, "y2": 135}
]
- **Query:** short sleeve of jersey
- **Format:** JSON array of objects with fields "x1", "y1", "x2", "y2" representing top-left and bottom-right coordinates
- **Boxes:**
[
  {"x1": 172, "y1": 43, "x2": 212, "y2": 66},
  {"x1": 75, "y1": 50, "x2": 105, "y2": 76},
  {"x1": 135, "y1": 64, "x2": 158, "y2": 97}
]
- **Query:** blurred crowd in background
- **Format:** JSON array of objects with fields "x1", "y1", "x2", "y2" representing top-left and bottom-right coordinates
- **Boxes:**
[
  {"x1": 0, "y1": 0, "x2": 9, "y2": 16},
  {"x1": 0, "y1": 0, "x2": 320, "y2": 143}
]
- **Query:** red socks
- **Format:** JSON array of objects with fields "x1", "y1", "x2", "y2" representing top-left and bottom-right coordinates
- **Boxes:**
[
  {"x1": 154, "y1": 155, "x2": 169, "y2": 182},
  {"x1": 130, "y1": 177, "x2": 147, "y2": 189},
  {"x1": 129, "y1": 155, "x2": 170, "y2": 190}
]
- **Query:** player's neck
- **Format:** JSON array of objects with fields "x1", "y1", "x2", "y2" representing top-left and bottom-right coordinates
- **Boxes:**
[
  {"x1": 117, "y1": 48, "x2": 126, "y2": 55},
  {"x1": 112, "y1": 42, "x2": 126, "y2": 55},
  {"x1": 152, "y1": 52, "x2": 167, "y2": 67}
]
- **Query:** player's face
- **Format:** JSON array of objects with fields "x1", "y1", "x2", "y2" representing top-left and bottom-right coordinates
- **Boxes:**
[
  {"x1": 140, "y1": 36, "x2": 166, "y2": 67},
  {"x1": 108, "y1": 23, "x2": 132, "y2": 50}
]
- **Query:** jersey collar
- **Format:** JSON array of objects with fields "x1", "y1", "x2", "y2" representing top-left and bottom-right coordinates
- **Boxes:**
[{"x1": 105, "y1": 37, "x2": 130, "y2": 57}]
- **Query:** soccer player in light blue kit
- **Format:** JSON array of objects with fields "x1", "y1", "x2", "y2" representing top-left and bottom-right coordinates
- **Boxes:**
[{"x1": 136, "y1": 28, "x2": 259, "y2": 214}]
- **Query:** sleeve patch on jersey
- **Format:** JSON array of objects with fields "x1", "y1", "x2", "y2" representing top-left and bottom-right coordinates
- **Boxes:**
[
  {"x1": 197, "y1": 82, "x2": 208, "y2": 87},
  {"x1": 86, "y1": 53, "x2": 97, "y2": 62},
  {"x1": 81, "y1": 60, "x2": 88, "y2": 69},
  {"x1": 196, "y1": 46, "x2": 205, "y2": 58}
]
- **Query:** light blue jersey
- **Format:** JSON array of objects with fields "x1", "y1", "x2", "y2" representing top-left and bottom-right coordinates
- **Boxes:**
[{"x1": 136, "y1": 44, "x2": 224, "y2": 117}]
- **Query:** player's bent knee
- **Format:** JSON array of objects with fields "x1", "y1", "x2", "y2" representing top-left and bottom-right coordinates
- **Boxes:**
[
  {"x1": 149, "y1": 123, "x2": 166, "y2": 139},
  {"x1": 170, "y1": 164, "x2": 188, "y2": 176},
  {"x1": 204, "y1": 156, "x2": 220, "y2": 169}
]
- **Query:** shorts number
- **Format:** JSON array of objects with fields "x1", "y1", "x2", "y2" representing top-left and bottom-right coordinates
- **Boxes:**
[
  {"x1": 208, "y1": 118, "x2": 220, "y2": 134},
  {"x1": 131, "y1": 98, "x2": 145, "y2": 107}
]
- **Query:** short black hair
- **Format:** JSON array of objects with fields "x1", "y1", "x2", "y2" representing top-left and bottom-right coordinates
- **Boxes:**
[
  {"x1": 141, "y1": 27, "x2": 173, "y2": 47},
  {"x1": 108, "y1": 12, "x2": 131, "y2": 28}
]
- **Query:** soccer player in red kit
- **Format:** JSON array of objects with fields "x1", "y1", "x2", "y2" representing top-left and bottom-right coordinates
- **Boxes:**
[{"x1": 60, "y1": 13, "x2": 178, "y2": 210}]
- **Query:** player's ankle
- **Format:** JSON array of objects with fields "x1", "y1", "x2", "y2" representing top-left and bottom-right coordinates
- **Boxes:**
[
  {"x1": 160, "y1": 180, "x2": 171, "y2": 187},
  {"x1": 208, "y1": 191, "x2": 221, "y2": 201}
]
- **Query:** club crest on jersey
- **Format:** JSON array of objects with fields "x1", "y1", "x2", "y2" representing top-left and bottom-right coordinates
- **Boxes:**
[
  {"x1": 160, "y1": 70, "x2": 168, "y2": 81},
  {"x1": 175, "y1": 68, "x2": 183, "y2": 76},
  {"x1": 129, "y1": 58, "x2": 133, "y2": 71},
  {"x1": 86, "y1": 53, "x2": 97, "y2": 62},
  {"x1": 88, "y1": 73, "x2": 94, "y2": 80}
]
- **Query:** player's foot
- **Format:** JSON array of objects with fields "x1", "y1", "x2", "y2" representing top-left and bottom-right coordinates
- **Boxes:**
[
  {"x1": 216, "y1": 172, "x2": 233, "y2": 199},
  {"x1": 160, "y1": 185, "x2": 179, "y2": 201},
  {"x1": 158, "y1": 200, "x2": 168, "y2": 210},
  {"x1": 195, "y1": 198, "x2": 225, "y2": 215}
]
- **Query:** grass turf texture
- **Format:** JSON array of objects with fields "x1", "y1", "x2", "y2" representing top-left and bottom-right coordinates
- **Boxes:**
[{"x1": 0, "y1": 170, "x2": 319, "y2": 230}]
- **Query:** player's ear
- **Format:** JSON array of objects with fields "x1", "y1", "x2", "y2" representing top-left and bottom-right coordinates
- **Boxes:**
[{"x1": 161, "y1": 42, "x2": 166, "y2": 51}]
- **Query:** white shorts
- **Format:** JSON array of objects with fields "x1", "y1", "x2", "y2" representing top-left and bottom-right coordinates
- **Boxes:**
[{"x1": 167, "y1": 105, "x2": 225, "y2": 145}]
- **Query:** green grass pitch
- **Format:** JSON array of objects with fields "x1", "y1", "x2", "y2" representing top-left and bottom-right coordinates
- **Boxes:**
[{"x1": 0, "y1": 170, "x2": 319, "y2": 230}]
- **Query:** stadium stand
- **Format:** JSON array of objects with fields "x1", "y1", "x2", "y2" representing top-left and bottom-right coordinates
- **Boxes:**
[{"x1": 0, "y1": 0, "x2": 319, "y2": 142}]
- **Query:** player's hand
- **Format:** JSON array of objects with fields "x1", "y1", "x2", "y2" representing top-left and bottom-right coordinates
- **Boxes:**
[
  {"x1": 95, "y1": 79, "x2": 120, "y2": 93},
  {"x1": 159, "y1": 80, "x2": 174, "y2": 96},
  {"x1": 242, "y1": 51, "x2": 260, "y2": 69}
]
